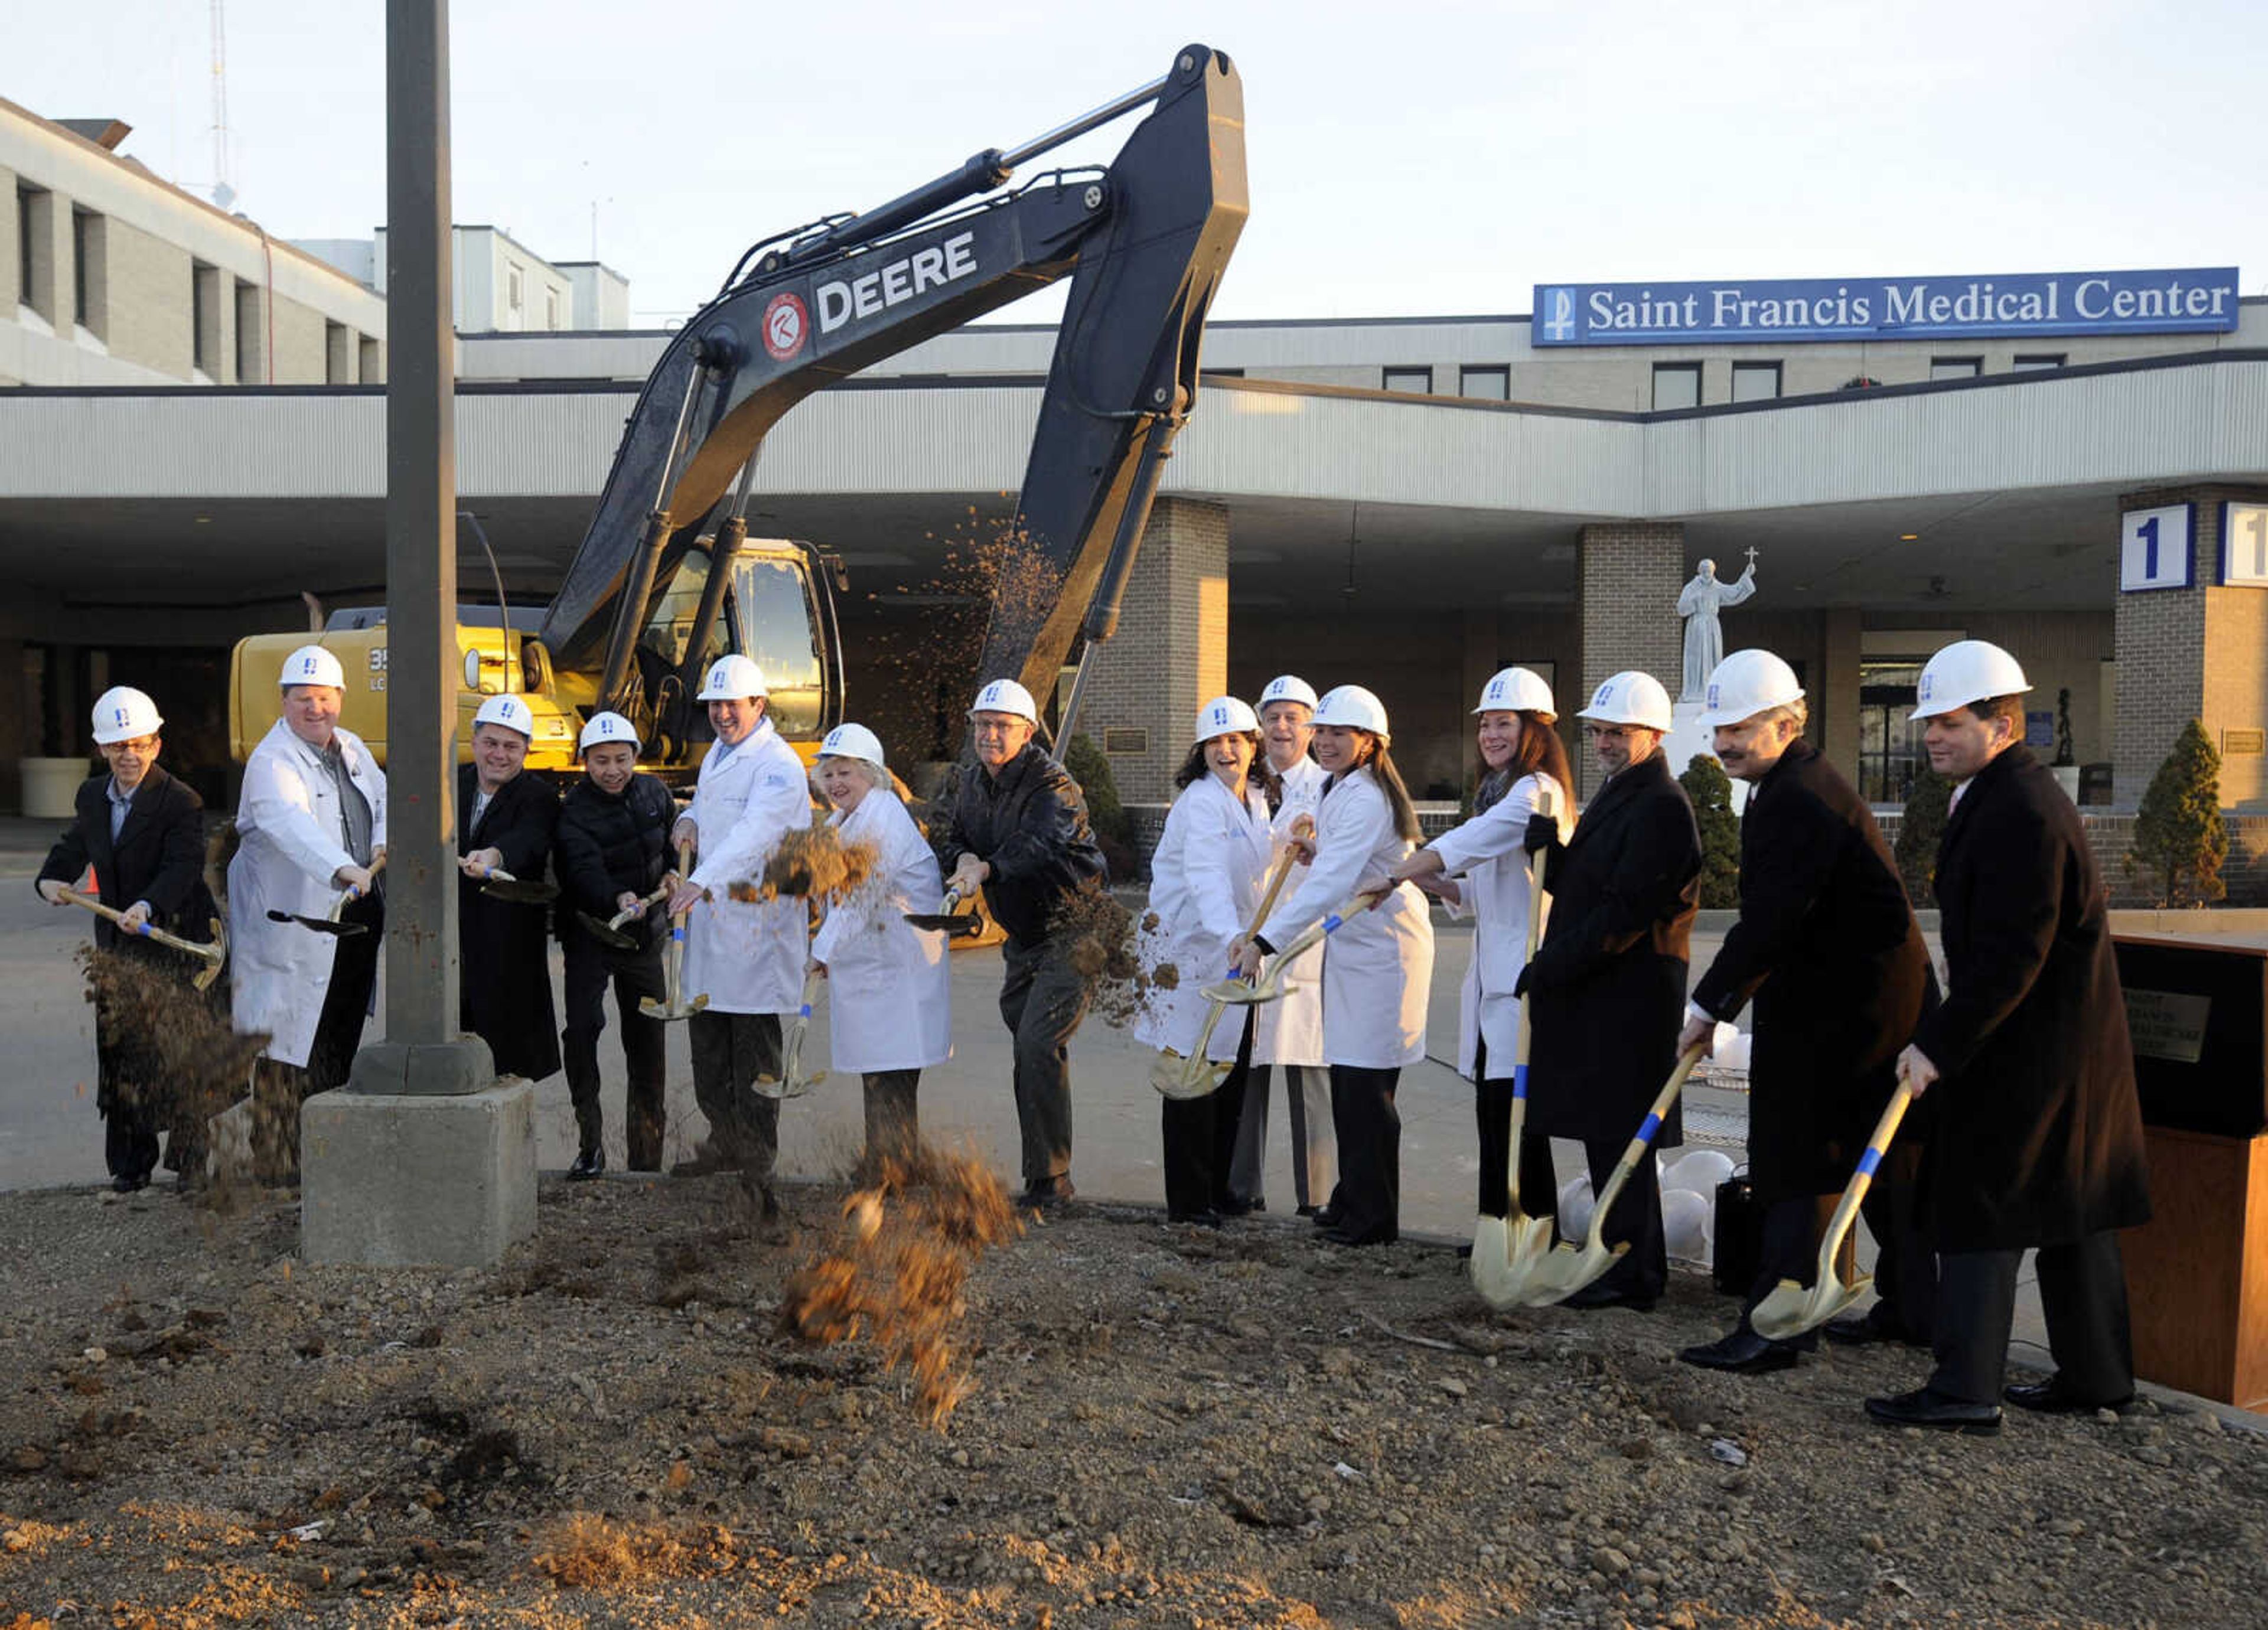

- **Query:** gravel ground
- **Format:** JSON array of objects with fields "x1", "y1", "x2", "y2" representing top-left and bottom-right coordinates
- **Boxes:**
[{"x1": 2, "y1": 1171, "x2": 2263, "y2": 1629}]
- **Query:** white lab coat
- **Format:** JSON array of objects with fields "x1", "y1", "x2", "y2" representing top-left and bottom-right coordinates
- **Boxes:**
[
  {"x1": 1428, "y1": 772, "x2": 1572, "y2": 1080},
  {"x1": 683, "y1": 719, "x2": 809, "y2": 1015},
  {"x1": 1260, "y1": 765, "x2": 1434, "y2": 1070},
  {"x1": 228, "y1": 718, "x2": 389, "y2": 1069},
  {"x1": 809, "y1": 790, "x2": 951, "y2": 1074},
  {"x1": 1133, "y1": 773, "x2": 1274, "y2": 1061},
  {"x1": 1252, "y1": 754, "x2": 1327, "y2": 1068}
]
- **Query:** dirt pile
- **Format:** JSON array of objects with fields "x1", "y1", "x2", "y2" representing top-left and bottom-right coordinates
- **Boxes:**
[
  {"x1": 726, "y1": 823, "x2": 879, "y2": 905},
  {"x1": 780, "y1": 1143, "x2": 1023, "y2": 1426}
]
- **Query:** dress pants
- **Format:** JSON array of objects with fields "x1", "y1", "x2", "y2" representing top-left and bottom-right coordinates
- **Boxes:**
[
  {"x1": 1226, "y1": 1060, "x2": 1336, "y2": 1211},
  {"x1": 1930, "y1": 1231, "x2": 2136, "y2": 1406},
  {"x1": 561, "y1": 938, "x2": 667, "y2": 1169},
  {"x1": 1162, "y1": 1012, "x2": 1253, "y2": 1218},
  {"x1": 252, "y1": 890, "x2": 382, "y2": 1185},
  {"x1": 861, "y1": 1069, "x2": 921, "y2": 1172},
  {"x1": 1471, "y1": 1035, "x2": 1554, "y2": 1221},
  {"x1": 689, "y1": 1009, "x2": 783, "y2": 1186},
  {"x1": 1735, "y1": 1194, "x2": 1849, "y2": 1351},
  {"x1": 998, "y1": 934, "x2": 1089, "y2": 1186},
  {"x1": 1328, "y1": 1064, "x2": 1402, "y2": 1243},
  {"x1": 1856, "y1": 1139, "x2": 1938, "y2": 1341},
  {"x1": 1517, "y1": 1126, "x2": 1666, "y2": 1299}
]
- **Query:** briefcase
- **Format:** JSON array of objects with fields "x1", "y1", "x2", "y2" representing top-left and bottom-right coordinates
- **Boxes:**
[{"x1": 1712, "y1": 1173, "x2": 1761, "y2": 1295}]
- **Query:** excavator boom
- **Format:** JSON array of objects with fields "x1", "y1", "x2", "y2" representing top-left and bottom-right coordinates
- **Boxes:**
[{"x1": 538, "y1": 44, "x2": 1246, "y2": 735}]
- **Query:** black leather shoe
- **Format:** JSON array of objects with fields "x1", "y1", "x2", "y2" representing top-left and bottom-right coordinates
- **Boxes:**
[
  {"x1": 1560, "y1": 1280, "x2": 1657, "y2": 1313},
  {"x1": 2004, "y1": 1379, "x2": 2136, "y2": 1416},
  {"x1": 1824, "y1": 1311, "x2": 1927, "y2": 1348},
  {"x1": 566, "y1": 1147, "x2": 605, "y2": 1181},
  {"x1": 1022, "y1": 1177, "x2": 1076, "y2": 1211},
  {"x1": 1865, "y1": 1386, "x2": 2002, "y2": 1435},
  {"x1": 1679, "y1": 1329, "x2": 1800, "y2": 1374},
  {"x1": 1218, "y1": 1196, "x2": 1262, "y2": 1218},
  {"x1": 1324, "y1": 1224, "x2": 1397, "y2": 1248},
  {"x1": 1310, "y1": 1206, "x2": 1340, "y2": 1229},
  {"x1": 1295, "y1": 1204, "x2": 1320, "y2": 1218},
  {"x1": 112, "y1": 1173, "x2": 152, "y2": 1194},
  {"x1": 1167, "y1": 1208, "x2": 1223, "y2": 1228}
]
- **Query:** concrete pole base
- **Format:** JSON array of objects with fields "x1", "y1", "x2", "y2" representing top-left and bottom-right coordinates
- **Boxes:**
[{"x1": 300, "y1": 1079, "x2": 537, "y2": 1267}]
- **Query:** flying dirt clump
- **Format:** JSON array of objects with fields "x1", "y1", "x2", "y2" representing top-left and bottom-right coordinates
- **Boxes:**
[
  {"x1": 779, "y1": 1142, "x2": 1023, "y2": 1427},
  {"x1": 1045, "y1": 889, "x2": 1177, "y2": 1027},
  {"x1": 727, "y1": 823, "x2": 879, "y2": 904}
]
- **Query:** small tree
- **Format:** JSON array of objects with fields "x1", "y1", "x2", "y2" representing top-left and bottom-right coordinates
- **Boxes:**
[
  {"x1": 1060, "y1": 732, "x2": 1139, "y2": 881},
  {"x1": 2054, "y1": 687, "x2": 2076, "y2": 768},
  {"x1": 1895, "y1": 768, "x2": 1952, "y2": 909},
  {"x1": 2130, "y1": 719, "x2": 2227, "y2": 907},
  {"x1": 1679, "y1": 754, "x2": 1741, "y2": 909}
]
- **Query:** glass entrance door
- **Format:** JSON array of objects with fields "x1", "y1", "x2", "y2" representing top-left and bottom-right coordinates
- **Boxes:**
[{"x1": 1858, "y1": 661, "x2": 1925, "y2": 804}]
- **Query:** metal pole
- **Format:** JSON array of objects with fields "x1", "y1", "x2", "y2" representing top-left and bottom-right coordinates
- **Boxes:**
[{"x1": 378, "y1": 0, "x2": 464, "y2": 1065}]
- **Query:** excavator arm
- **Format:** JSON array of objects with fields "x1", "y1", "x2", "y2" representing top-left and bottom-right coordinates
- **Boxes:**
[{"x1": 537, "y1": 44, "x2": 1246, "y2": 740}]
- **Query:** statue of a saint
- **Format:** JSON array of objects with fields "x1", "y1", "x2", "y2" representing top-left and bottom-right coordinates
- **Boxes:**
[{"x1": 1677, "y1": 552, "x2": 1758, "y2": 700}]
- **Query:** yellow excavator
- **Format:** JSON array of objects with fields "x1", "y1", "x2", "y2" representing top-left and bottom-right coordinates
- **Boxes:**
[{"x1": 228, "y1": 44, "x2": 1246, "y2": 781}]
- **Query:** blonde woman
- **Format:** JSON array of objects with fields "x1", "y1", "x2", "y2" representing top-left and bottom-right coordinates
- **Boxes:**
[{"x1": 807, "y1": 723, "x2": 951, "y2": 1171}]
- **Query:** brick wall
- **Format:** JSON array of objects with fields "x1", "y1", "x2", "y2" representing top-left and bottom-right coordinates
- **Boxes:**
[
  {"x1": 1879, "y1": 809, "x2": 2268, "y2": 907},
  {"x1": 1077, "y1": 497, "x2": 1228, "y2": 805},
  {"x1": 1576, "y1": 521, "x2": 1684, "y2": 796}
]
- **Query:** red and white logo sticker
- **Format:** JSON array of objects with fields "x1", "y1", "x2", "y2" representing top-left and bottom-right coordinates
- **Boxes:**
[{"x1": 762, "y1": 292, "x2": 809, "y2": 361}]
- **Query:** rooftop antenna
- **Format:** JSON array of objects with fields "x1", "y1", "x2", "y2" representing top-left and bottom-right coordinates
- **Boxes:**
[{"x1": 208, "y1": 0, "x2": 235, "y2": 211}]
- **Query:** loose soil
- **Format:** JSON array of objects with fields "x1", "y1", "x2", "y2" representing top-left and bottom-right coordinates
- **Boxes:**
[{"x1": 2, "y1": 1171, "x2": 2262, "y2": 1628}]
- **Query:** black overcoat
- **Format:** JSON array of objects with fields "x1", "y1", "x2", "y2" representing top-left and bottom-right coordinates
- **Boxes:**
[
  {"x1": 1912, "y1": 744, "x2": 2150, "y2": 1251},
  {"x1": 455, "y1": 765, "x2": 562, "y2": 1081},
  {"x1": 1522, "y1": 749, "x2": 1701, "y2": 1143},
  {"x1": 1690, "y1": 740, "x2": 1934, "y2": 1200}
]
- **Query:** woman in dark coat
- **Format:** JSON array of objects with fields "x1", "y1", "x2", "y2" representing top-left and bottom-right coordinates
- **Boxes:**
[
  {"x1": 1517, "y1": 671, "x2": 1702, "y2": 1309},
  {"x1": 1868, "y1": 641, "x2": 2149, "y2": 1434},
  {"x1": 455, "y1": 696, "x2": 561, "y2": 1083}
]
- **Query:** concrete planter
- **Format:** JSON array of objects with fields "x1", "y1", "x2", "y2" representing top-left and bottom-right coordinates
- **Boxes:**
[{"x1": 19, "y1": 757, "x2": 89, "y2": 819}]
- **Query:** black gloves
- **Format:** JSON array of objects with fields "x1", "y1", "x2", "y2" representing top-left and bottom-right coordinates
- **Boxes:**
[{"x1": 1523, "y1": 813, "x2": 1557, "y2": 855}]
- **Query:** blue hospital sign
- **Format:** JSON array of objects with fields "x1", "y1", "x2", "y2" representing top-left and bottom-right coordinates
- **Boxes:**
[
  {"x1": 1531, "y1": 268, "x2": 2240, "y2": 346},
  {"x1": 2122, "y1": 505, "x2": 2194, "y2": 593},
  {"x1": 2220, "y1": 503, "x2": 2268, "y2": 587}
]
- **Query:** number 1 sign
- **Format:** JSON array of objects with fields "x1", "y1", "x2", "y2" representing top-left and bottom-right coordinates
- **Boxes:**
[
  {"x1": 2218, "y1": 503, "x2": 2268, "y2": 588},
  {"x1": 2122, "y1": 504, "x2": 2194, "y2": 592}
]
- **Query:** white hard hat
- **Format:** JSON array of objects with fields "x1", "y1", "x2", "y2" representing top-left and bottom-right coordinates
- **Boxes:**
[
  {"x1": 1911, "y1": 640, "x2": 2031, "y2": 722},
  {"x1": 1577, "y1": 671, "x2": 1674, "y2": 732},
  {"x1": 969, "y1": 678, "x2": 1039, "y2": 723},
  {"x1": 579, "y1": 710, "x2": 641, "y2": 754},
  {"x1": 91, "y1": 686, "x2": 164, "y2": 745},
  {"x1": 1698, "y1": 650, "x2": 1806, "y2": 729},
  {"x1": 279, "y1": 644, "x2": 346, "y2": 690},
  {"x1": 696, "y1": 654, "x2": 768, "y2": 702},
  {"x1": 1257, "y1": 674, "x2": 1320, "y2": 713},
  {"x1": 819, "y1": 722, "x2": 887, "y2": 769},
  {"x1": 472, "y1": 693, "x2": 535, "y2": 738},
  {"x1": 1312, "y1": 684, "x2": 1390, "y2": 739},
  {"x1": 1192, "y1": 696, "x2": 1260, "y2": 742},
  {"x1": 1474, "y1": 666, "x2": 1556, "y2": 720}
]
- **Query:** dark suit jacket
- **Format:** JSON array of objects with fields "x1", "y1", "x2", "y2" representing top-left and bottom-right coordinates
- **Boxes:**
[
  {"x1": 455, "y1": 765, "x2": 561, "y2": 1080},
  {"x1": 1691, "y1": 740, "x2": 1934, "y2": 1200},
  {"x1": 1913, "y1": 743, "x2": 2149, "y2": 1250},
  {"x1": 37, "y1": 765, "x2": 213, "y2": 950},
  {"x1": 1522, "y1": 748, "x2": 1701, "y2": 1143}
]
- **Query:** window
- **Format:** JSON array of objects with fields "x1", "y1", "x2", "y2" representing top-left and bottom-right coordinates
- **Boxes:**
[
  {"x1": 507, "y1": 265, "x2": 524, "y2": 310},
  {"x1": 1458, "y1": 364, "x2": 1510, "y2": 401},
  {"x1": 1651, "y1": 362, "x2": 1701, "y2": 410},
  {"x1": 2012, "y1": 353, "x2": 2067, "y2": 371},
  {"x1": 14, "y1": 184, "x2": 38, "y2": 312},
  {"x1": 234, "y1": 278, "x2": 263, "y2": 382},
  {"x1": 1382, "y1": 366, "x2": 1432, "y2": 394},
  {"x1": 1731, "y1": 361, "x2": 1781, "y2": 402},
  {"x1": 325, "y1": 321, "x2": 350, "y2": 384},
  {"x1": 358, "y1": 335, "x2": 381, "y2": 383},
  {"x1": 191, "y1": 262, "x2": 219, "y2": 374},
  {"x1": 70, "y1": 207, "x2": 101, "y2": 331},
  {"x1": 1930, "y1": 357, "x2": 1982, "y2": 380}
]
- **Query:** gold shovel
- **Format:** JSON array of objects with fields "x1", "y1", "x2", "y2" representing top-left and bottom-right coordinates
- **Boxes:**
[
  {"x1": 467, "y1": 863, "x2": 560, "y2": 905},
  {"x1": 57, "y1": 888, "x2": 227, "y2": 993},
  {"x1": 576, "y1": 881, "x2": 672, "y2": 950},
  {"x1": 1472, "y1": 785, "x2": 1561, "y2": 1308},
  {"x1": 1151, "y1": 814, "x2": 1311, "y2": 1101},
  {"x1": 267, "y1": 852, "x2": 386, "y2": 937},
  {"x1": 1516, "y1": 1043, "x2": 1708, "y2": 1306},
  {"x1": 1749, "y1": 1074, "x2": 1919, "y2": 1340},
  {"x1": 1198, "y1": 880, "x2": 1394, "y2": 1008},
  {"x1": 638, "y1": 840, "x2": 710, "y2": 1022},
  {"x1": 756, "y1": 967, "x2": 828, "y2": 1100}
]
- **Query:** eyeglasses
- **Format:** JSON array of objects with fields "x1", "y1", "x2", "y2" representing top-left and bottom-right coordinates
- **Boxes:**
[{"x1": 100, "y1": 737, "x2": 159, "y2": 755}]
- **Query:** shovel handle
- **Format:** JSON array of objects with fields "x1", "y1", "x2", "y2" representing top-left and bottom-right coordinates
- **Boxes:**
[
  {"x1": 607, "y1": 882, "x2": 673, "y2": 933},
  {"x1": 1811, "y1": 1078, "x2": 1917, "y2": 1282},
  {"x1": 1579, "y1": 1042, "x2": 1707, "y2": 1254},
  {"x1": 57, "y1": 887, "x2": 218, "y2": 964}
]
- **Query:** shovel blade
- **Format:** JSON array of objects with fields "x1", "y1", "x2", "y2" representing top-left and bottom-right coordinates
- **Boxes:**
[
  {"x1": 266, "y1": 909, "x2": 367, "y2": 938},
  {"x1": 1470, "y1": 1212, "x2": 1563, "y2": 1309},
  {"x1": 481, "y1": 879, "x2": 559, "y2": 905},
  {"x1": 575, "y1": 912, "x2": 638, "y2": 950},
  {"x1": 904, "y1": 912, "x2": 982, "y2": 937},
  {"x1": 1520, "y1": 1239, "x2": 1626, "y2": 1306},
  {"x1": 1200, "y1": 976, "x2": 1285, "y2": 1006},
  {"x1": 1750, "y1": 1272, "x2": 1871, "y2": 1342}
]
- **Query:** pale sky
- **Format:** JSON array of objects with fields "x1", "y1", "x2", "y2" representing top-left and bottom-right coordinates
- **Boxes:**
[{"x1": 9, "y1": 0, "x2": 2264, "y2": 326}]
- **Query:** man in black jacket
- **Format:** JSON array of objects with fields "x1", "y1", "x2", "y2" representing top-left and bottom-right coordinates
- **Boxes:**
[
  {"x1": 1867, "y1": 640, "x2": 2150, "y2": 1435},
  {"x1": 1517, "y1": 670, "x2": 1701, "y2": 1310},
  {"x1": 37, "y1": 686, "x2": 214, "y2": 1191},
  {"x1": 455, "y1": 695, "x2": 561, "y2": 1086},
  {"x1": 939, "y1": 678, "x2": 1107, "y2": 1208},
  {"x1": 553, "y1": 711, "x2": 676, "y2": 1175},
  {"x1": 1676, "y1": 651, "x2": 1935, "y2": 1374}
]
